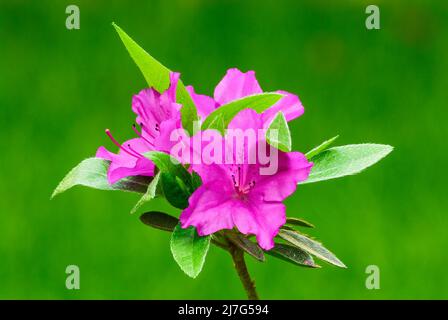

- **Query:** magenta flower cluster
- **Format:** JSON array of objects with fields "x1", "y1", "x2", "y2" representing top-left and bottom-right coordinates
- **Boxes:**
[{"x1": 96, "y1": 69, "x2": 312, "y2": 250}]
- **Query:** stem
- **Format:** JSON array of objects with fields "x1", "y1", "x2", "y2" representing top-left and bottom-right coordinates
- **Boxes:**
[{"x1": 228, "y1": 243, "x2": 259, "y2": 300}]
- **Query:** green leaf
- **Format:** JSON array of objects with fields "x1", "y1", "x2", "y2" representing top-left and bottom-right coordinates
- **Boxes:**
[
  {"x1": 226, "y1": 232, "x2": 265, "y2": 262},
  {"x1": 204, "y1": 113, "x2": 226, "y2": 135},
  {"x1": 266, "y1": 112, "x2": 291, "y2": 152},
  {"x1": 301, "y1": 144, "x2": 393, "y2": 184},
  {"x1": 51, "y1": 158, "x2": 150, "y2": 198},
  {"x1": 130, "y1": 172, "x2": 161, "y2": 214},
  {"x1": 266, "y1": 243, "x2": 319, "y2": 268},
  {"x1": 191, "y1": 171, "x2": 203, "y2": 190},
  {"x1": 170, "y1": 224, "x2": 211, "y2": 278},
  {"x1": 286, "y1": 217, "x2": 315, "y2": 228},
  {"x1": 112, "y1": 23, "x2": 198, "y2": 135},
  {"x1": 305, "y1": 135, "x2": 339, "y2": 159},
  {"x1": 140, "y1": 211, "x2": 179, "y2": 232},
  {"x1": 201, "y1": 93, "x2": 283, "y2": 131},
  {"x1": 278, "y1": 229, "x2": 346, "y2": 268},
  {"x1": 280, "y1": 225, "x2": 296, "y2": 231},
  {"x1": 144, "y1": 151, "x2": 193, "y2": 191},
  {"x1": 161, "y1": 172, "x2": 190, "y2": 209},
  {"x1": 144, "y1": 152, "x2": 200, "y2": 210}
]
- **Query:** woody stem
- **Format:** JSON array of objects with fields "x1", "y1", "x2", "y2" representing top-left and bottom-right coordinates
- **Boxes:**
[{"x1": 228, "y1": 243, "x2": 259, "y2": 300}]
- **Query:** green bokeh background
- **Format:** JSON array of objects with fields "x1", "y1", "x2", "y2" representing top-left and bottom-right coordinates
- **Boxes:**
[{"x1": 1, "y1": 0, "x2": 447, "y2": 299}]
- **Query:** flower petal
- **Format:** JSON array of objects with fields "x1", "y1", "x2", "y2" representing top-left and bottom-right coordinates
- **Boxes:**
[
  {"x1": 95, "y1": 138, "x2": 154, "y2": 184},
  {"x1": 261, "y1": 90, "x2": 304, "y2": 126},
  {"x1": 256, "y1": 151, "x2": 313, "y2": 202},
  {"x1": 213, "y1": 68, "x2": 262, "y2": 105},
  {"x1": 107, "y1": 158, "x2": 154, "y2": 184},
  {"x1": 186, "y1": 85, "x2": 217, "y2": 119},
  {"x1": 180, "y1": 181, "x2": 236, "y2": 236},
  {"x1": 232, "y1": 198, "x2": 286, "y2": 250},
  {"x1": 166, "y1": 72, "x2": 180, "y2": 101},
  {"x1": 227, "y1": 108, "x2": 264, "y2": 131},
  {"x1": 132, "y1": 72, "x2": 182, "y2": 144}
]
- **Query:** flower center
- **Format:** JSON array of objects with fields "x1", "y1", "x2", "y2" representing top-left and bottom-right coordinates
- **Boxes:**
[{"x1": 230, "y1": 165, "x2": 256, "y2": 200}]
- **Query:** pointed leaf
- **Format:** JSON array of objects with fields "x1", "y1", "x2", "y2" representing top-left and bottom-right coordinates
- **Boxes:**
[
  {"x1": 140, "y1": 211, "x2": 179, "y2": 232},
  {"x1": 130, "y1": 172, "x2": 161, "y2": 214},
  {"x1": 226, "y1": 232, "x2": 265, "y2": 262},
  {"x1": 305, "y1": 135, "x2": 339, "y2": 159},
  {"x1": 202, "y1": 93, "x2": 283, "y2": 131},
  {"x1": 161, "y1": 172, "x2": 190, "y2": 209},
  {"x1": 112, "y1": 23, "x2": 198, "y2": 134},
  {"x1": 144, "y1": 151, "x2": 193, "y2": 191},
  {"x1": 266, "y1": 243, "x2": 319, "y2": 268},
  {"x1": 280, "y1": 225, "x2": 297, "y2": 231},
  {"x1": 51, "y1": 158, "x2": 150, "y2": 198},
  {"x1": 205, "y1": 113, "x2": 226, "y2": 135},
  {"x1": 170, "y1": 224, "x2": 211, "y2": 278},
  {"x1": 301, "y1": 144, "x2": 393, "y2": 184},
  {"x1": 278, "y1": 229, "x2": 346, "y2": 268},
  {"x1": 266, "y1": 112, "x2": 291, "y2": 152},
  {"x1": 286, "y1": 217, "x2": 315, "y2": 228}
]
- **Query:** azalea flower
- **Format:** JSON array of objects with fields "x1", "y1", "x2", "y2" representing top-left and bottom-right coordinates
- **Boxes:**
[
  {"x1": 96, "y1": 69, "x2": 304, "y2": 186},
  {"x1": 179, "y1": 109, "x2": 313, "y2": 250},
  {"x1": 187, "y1": 68, "x2": 305, "y2": 125},
  {"x1": 96, "y1": 72, "x2": 182, "y2": 184}
]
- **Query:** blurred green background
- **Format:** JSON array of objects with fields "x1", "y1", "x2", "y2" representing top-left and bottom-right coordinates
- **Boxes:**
[{"x1": 1, "y1": 0, "x2": 447, "y2": 299}]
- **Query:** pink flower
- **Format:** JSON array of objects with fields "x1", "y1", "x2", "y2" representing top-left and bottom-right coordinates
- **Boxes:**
[
  {"x1": 96, "y1": 136, "x2": 155, "y2": 184},
  {"x1": 96, "y1": 72, "x2": 182, "y2": 184},
  {"x1": 132, "y1": 72, "x2": 183, "y2": 152},
  {"x1": 187, "y1": 68, "x2": 304, "y2": 125},
  {"x1": 179, "y1": 109, "x2": 313, "y2": 250}
]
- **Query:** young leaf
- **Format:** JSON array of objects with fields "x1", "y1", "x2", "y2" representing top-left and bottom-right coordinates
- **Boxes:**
[
  {"x1": 144, "y1": 151, "x2": 193, "y2": 191},
  {"x1": 286, "y1": 217, "x2": 315, "y2": 228},
  {"x1": 305, "y1": 135, "x2": 339, "y2": 159},
  {"x1": 266, "y1": 111, "x2": 291, "y2": 152},
  {"x1": 266, "y1": 243, "x2": 319, "y2": 268},
  {"x1": 130, "y1": 172, "x2": 161, "y2": 214},
  {"x1": 226, "y1": 232, "x2": 265, "y2": 262},
  {"x1": 170, "y1": 224, "x2": 211, "y2": 278},
  {"x1": 161, "y1": 172, "x2": 190, "y2": 209},
  {"x1": 301, "y1": 144, "x2": 393, "y2": 185},
  {"x1": 201, "y1": 93, "x2": 283, "y2": 131},
  {"x1": 112, "y1": 23, "x2": 198, "y2": 134},
  {"x1": 278, "y1": 229, "x2": 346, "y2": 268},
  {"x1": 51, "y1": 158, "x2": 150, "y2": 198},
  {"x1": 140, "y1": 211, "x2": 179, "y2": 232}
]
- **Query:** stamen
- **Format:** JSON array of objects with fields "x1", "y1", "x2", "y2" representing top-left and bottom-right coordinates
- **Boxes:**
[
  {"x1": 105, "y1": 129, "x2": 123, "y2": 149},
  {"x1": 249, "y1": 180, "x2": 256, "y2": 189},
  {"x1": 132, "y1": 124, "x2": 153, "y2": 146},
  {"x1": 231, "y1": 174, "x2": 238, "y2": 187},
  {"x1": 105, "y1": 129, "x2": 140, "y2": 159},
  {"x1": 132, "y1": 124, "x2": 141, "y2": 137},
  {"x1": 127, "y1": 144, "x2": 144, "y2": 159},
  {"x1": 136, "y1": 104, "x2": 149, "y2": 122},
  {"x1": 238, "y1": 166, "x2": 242, "y2": 187},
  {"x1": 139, "y1": 122, "x2": 157, "y2": 139}
]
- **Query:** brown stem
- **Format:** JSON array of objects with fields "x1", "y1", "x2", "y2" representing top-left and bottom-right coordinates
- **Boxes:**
[{"x1": 228, "y1": 243, "x2": 259, "y2": 300}]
